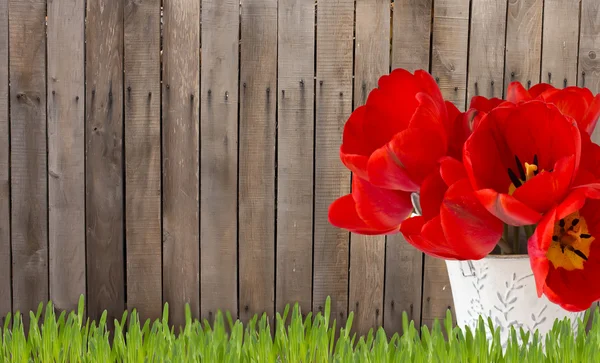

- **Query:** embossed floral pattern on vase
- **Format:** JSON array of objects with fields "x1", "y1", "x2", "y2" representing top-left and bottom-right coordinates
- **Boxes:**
[{"x1": 446, "y1": 256, "x2": 584, "y2": 347}]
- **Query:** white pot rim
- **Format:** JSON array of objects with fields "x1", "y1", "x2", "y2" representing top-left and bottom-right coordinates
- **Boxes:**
[{"x1": 481, "y1": 254, "x2": 529, "y2": 260}]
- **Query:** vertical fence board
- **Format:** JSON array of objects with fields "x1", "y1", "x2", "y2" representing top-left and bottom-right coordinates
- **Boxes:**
[
  {"x1": 9, "y1": 0, "x2": 48, "y2": 317},
  {"x1": 162, "y1": 0, "x2": 201, "y2": 326},
  {"x1": 392, "y1": 0, "x2": 432, "y2": 72},
  {"x1": 580, "y1": 0, "x2": 600, "y2": 143},
  {"x1": 0, "y1": 0, "x2": 10, "y2": 320},
  {"x1": 423, "y1": 0, "x2": 470, "y2": 327},
  {"x1": 276, "y1": 0, "x2": 315, "y2": 314},
  {"x1": 238, "y1": 0, "x2": 277, "y2": 322},
  {"x1": 200, "y1": 0, "x2": 239, "y2": 320},
  {"x1": 47, "y1": 0, "x2": 85, "y2": 312},
  {"x1": 85, "y1": 0, "x2": 125, "y2": 322},
  {"x1": 431, "y1": 0, "x2": 470, "y2": 109},
  {"x1": 580, "y1": 0, "x2": 600, "y2": 93},
  {"x1": 541, "y1": 0, "x2": 580, "y2": 87},
  {"x1": 348, "y1": 0, "x2": 389, "y2": 336},
  {"x1": 124, "y1": 0, "x2": 162, "y2": 320},
  {"x1": 386, "y1": 0, "x2": 430, "y2": 333},
  {"x1": 504, "y1": 0, "x2": 543, "y2": 91},
  {"x1": 467, "y1": 0, "x2": 507, "y2": 100},
  {"x1": 313, "y1": 0, "x2": 354, "y2": 321}
]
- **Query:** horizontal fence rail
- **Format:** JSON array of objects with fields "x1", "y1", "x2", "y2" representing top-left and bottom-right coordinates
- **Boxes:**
[{"x1": 0, "y1": 0, "x2": 598, "y2": 334}]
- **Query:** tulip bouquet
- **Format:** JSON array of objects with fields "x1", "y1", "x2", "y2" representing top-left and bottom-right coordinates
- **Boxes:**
[{"x1": 328, "y1": 69, "x2": 600, "y2": 312}]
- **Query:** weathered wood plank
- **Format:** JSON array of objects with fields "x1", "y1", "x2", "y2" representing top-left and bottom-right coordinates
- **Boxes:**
[
  {"x1": 162, "y1": 0, "x2": 200, "y2": 326},
  {"x1": 541, "y1": 0, "x2": 580, "y2": 87},
  {"x1": 467, "y1": 0, "x2": 507, "y2": 100},
  {"x1": 421, "y1": 0, "x2": 470, "y2": 327},
  {"x1": 386, "y1": 0, "x2": 430, "y2": 333},
  {"x1": 9, "y1": 0, "x2": 48, "y2": 317},
  {"x1": 421, "y1": 257, "x2": 455, "y2": 327},
  {"x1": 200, "y1": 0, "x2": 239, "y2": 320},
  {"x1": 238, "y1": 0, "x2": 277, "y2": 322},
  {"x1": 0, "y1": 0, "x2": 10, "y2": 320},
  {"x1": 313, "y1": 0, "x2": 354, "y2": 322},
  {"x1": 47, "y1": 0, "x2": 86, "y2": 313},
  {"x1": 580, "y1": 0, "x2": 600, "y2": 143},
  {"x1": 431, "y1": 0, "x2": 470, "y2": 110},
  {"x1": 85, "y1": 0, "x2": 125, "y2": 322},
  {"x1": 580, "y1": 0, "x2": 600, "y2": 94},
  {"x1": 276, "y1": 0, "x2": 315, "y2": 315},
  {"x1": 504, "y1": 0, "x2": 543, "y2": 91},
  {"x1": 124, "y1": 0, "x2": 162, "y2": 320},
  {"x1": 392, "y1": 0, "x2": 432, "y2": 72},
  {"x1": 348, "y1": 0, "x2": 389, "y2": 336},
  {"x1": 384, "y1": 237, "x2": 424, "y2": 331}
]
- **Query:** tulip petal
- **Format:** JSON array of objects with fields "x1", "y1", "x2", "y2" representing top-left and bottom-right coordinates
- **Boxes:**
[
  {"x1": 363, "y1": 70, "x2": 421, "y2": 148},
  {"x1": 506, "y1": 82, "x2": 532, "y2": 103},
  {"x1": 439, "y1": 157, "x2": 468, "y2": 186},
  {"x1": 400, "y1": 216, "x2": 458, "y2": 259},
  {"x1": 582, "y1": 94, "x2": 600, "y2": 135},
  {"x1": 328, "y1": 194, "x2": 398, "y2": 235},
  {"x1": 352, "y1": 177, "x2": 413, "y2": 231},
  {"x1": 367, "y1": 112, "x2": 447, "y2": 191},
  {"x1": 475, "y1": 188, "x2": 542, "y2": 226},
  {"x1": 528, "y1": 209, "x2": 556, "y2": 296},
  {"x1": 419, "y1": 170, "x2": 447, "y2": 221},
  {"x1": 528, "y1": 83, "x2": 555, "y2": 98},
  {"x1": 541, "y1": 89, "x2": 590, "y2": 128},
  {"x1": 340, "y1": 106, "x2": 372, "y2": 179},
  {"x1": 440, "y1": 179, "x2": 503, "y2": 260},
  {"x1": 512, "y1": 156, "x2": 574, "y2": 214}
]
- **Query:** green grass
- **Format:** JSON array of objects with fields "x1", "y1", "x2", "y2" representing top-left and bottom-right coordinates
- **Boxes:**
[{"x1": 1, "y1": 296, "x2": 599, "y2": 362}]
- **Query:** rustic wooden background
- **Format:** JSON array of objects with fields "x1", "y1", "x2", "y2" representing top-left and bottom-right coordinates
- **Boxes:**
[{"x1": 0, "y1": 0, "x2": 598, "y2": 334}]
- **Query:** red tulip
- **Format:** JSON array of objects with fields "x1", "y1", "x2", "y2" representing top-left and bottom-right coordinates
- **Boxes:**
[
  {"x1": 328, "y1": 176, "x2": 413, "y2": 235},
  {"x1": 466, "y1": 95, "x2": 508, "y2": 131},
  {"x1": 507, "y1": 82, "x2": 600, "y2": 136},
  {"x1": 575, "y1": 130, "x2": 600, "y2": 187},
  {"x1": 340, "y1": 69, "x2": 454, "y2": 192},
  {"x1": 528, "y1": 189, "x2": 600, "y2": 311},
  {"x1": 399, "y1": 157, "x2": 503, "y2": 260},
  {"x1": 463, "y1": 101, "x2": 581, "y2": 226}
]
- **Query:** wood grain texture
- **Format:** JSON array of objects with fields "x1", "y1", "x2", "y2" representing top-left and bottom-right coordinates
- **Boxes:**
[
  {"x1": 125, "y1": 0, "x2": 162, "y2": 320},
  {"x1": 238, "y1": 0, "x2": 277, "y2": 322},
  {"x1": 504, "y1": 0, "x2": 543, "y2": 91},
  {"x1": 47, "y1": 0, "x2": 86, "y2": 313},
  {"x1": 421, "y1": 0, "x2": 469, "y2": 327},
  {"x1": 384, "y1": 236, "x2": 423, "y2": 332},
  {"x1": 541, "y1": 0, "x2": 580, "y2": 87},
  {"x1": 431, "y1": 0, "x2": 470, "y2": 110},
  {"x1": 85, "y1": 0, "x2": 125, "y2": 322},
  {"x1": 348, "y1": 0, "x2": 389, "y2": 336},
  {"x1": 313, "y1": 0, "x2": 354, "y2": 322},
  {"x1": 386, "y1": 0, "x2": 429, "y2": 334},
  {"x1": 392, "y1": 0, "x2": 432, "y2": 72},
  {"x1": 0, "y1": 0, "x2": 10, "y2": 320},
  {"x1": 467, "y1": 0, "x2": 507, "y2": 100},
  {"x1": 9, "y1": 0, "x2": 48, "y2": 317},
  {"x1": 276, "y1": 0, "x2": 315, "y2": 315},
  {"x1": 421, "y1": 256, "x2": 455, "y2": 327},
  {"x1": 580, "y1": 0, "x2": 600, "y2": 143},
  {"x1": 162, "y1": 0, "x2": 200, "y2": 326},
  {"x1": 200, "y1": 0, "x2": 239, "y2": 320}
]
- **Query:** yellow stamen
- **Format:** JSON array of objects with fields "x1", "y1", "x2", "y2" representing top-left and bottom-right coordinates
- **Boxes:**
[
  {"x1": 546, "y1": 211, "x2": 594, "y2": 271},
  {"x1": 524, "y1": 162, "x2": 537, "y2": 181}
]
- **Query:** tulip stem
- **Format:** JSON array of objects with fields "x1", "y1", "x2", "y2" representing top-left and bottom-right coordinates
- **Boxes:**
[
  {"x1": 513, "y1": 226, "x2": 520, "y2": 254},
  {"x1": 497, "y1": 237, "x2": 513, "y2": 254}
]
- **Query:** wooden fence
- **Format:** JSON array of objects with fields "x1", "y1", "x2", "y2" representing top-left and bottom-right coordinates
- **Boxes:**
[{"x1": 0, "y1": 0, "x2": 598, "y2": 335}]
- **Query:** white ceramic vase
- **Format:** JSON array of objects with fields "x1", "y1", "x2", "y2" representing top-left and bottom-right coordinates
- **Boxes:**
[{"x1": 445, "y1": 255, "x2": 584, "y2": 346}]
